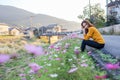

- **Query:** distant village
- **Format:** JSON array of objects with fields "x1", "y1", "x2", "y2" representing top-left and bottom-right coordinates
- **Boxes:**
[{"x1": 0, "y1": 23, "x2": 70, "y2": 38}]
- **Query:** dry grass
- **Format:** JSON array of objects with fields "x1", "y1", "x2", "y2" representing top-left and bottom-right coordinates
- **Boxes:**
[
  {"x1": 0, "y1": 35, "x2": 21, "y2": 43},
  {"x1": 0, "y1": 36, "x2": 46, "y2": 54}
]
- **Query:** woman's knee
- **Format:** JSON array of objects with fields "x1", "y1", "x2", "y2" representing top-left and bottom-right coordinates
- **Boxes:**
[
  {"x1": 97, "y1": 44, "x2": 105, "y2": 49},
  {"x1": 82, "y1": 40, "x2": 88, "y2": 43}
]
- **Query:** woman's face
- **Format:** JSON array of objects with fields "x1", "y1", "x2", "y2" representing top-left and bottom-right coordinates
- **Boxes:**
[{"x1": 83, "y1": 22, "x2": 88, "y2": 29}]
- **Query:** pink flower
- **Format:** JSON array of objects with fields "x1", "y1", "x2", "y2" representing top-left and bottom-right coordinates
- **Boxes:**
[
  {"x1": 62, "y1": 49, "x2": 66, "y2": 53},
  {"x1": 25, "y1": 44, "x2": 44, "y2": 56},
  {"x1": 80, "y1": 63, "x2": 88, "y2": 67},
  {"x1": 96, "y1": 64, "x2": 99, "y2": 66},
  {"x1": 87, "y1": 51, "x2": 92, "y2": 55},
  {"x1": 68, "y1": 67, "x2": 78, "y2": 73},
  {"x1": 64, "y1": 43, "x2": 70, "y2": 49},
  {"x1": 21, "y1": 78, "x2": 26, "y2": 80},
  {"x1": 55, "y1": 47, "x2": 61, "y2": 51},
  {"x1": 55, "y1": 58, "x2": 61, "y2": 61},
  {"x1": 48, "y1": 57, "x2": 52, "y2": 60},
  {"x1": 105, "y1": 63, "x2": 120, "y2": 70},
  {"x1": 49, "y1": 44, "x2": 54, "y2": 49},
  {"x1": 0, "y1": 54, "x2": 10, "y2": 64},
  {"x1": 71, "y1": 33, "x2": 78, "y2": 38},
  {"x1": 95, "y1": 75, "x2": 107, "y2": 79},
  {"x1": 29, "y1": 63, "x2": 43, "y2": 73},
  {"x1": 19, "y1": 74, "x2": 26, "y2": 77}
]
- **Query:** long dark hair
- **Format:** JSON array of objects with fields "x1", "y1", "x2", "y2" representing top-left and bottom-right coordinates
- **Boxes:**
[{"x1": 81, "y1": 20, "x2": 94, "y2": 34}]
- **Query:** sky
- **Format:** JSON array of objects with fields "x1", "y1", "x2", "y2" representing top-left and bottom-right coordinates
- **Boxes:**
[{"x1": 0, "y1": 0, "x2": 106, "y2": 22}]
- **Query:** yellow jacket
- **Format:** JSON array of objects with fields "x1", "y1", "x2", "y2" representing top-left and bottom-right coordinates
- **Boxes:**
[{"x1": 84, "y1": 27, "x2": 105, "y2": 44}]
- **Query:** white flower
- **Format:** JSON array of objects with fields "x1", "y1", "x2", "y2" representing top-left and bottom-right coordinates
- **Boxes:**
[
  {"x1": 68, "y1": 59, "x2": 72, "y2": 62},
  {"x1": 71, "y1": 64, "x2": 76, "y2": 68},
  {"x1": 61, "y1": 63, "x2": 64, "y2": 65},
  {"x1": 73, "y1": 56, "x2": 77, "y2": 60},
  {"x1": 91, "y1": 66, "x2": 95, "y2": 69},
  {"x1": 81, "y1": 59, "x2": 87, "y2": 63},
  {"x1": 56, "y1": 43, "x2": 62, "y2": 46},
  {"x1": 58, "y1": 67, "x2": 60, "y2": 70},
  {"x1": 81, "y1": 55, "x2": 85, "y2": 59},
  {"x1": 54, "y1": 54, "x2": 58, "y2": 57},
  {"x1": 49, "y1": 73, "x2": 58, "y2": 78},
  {"x1": 28, "y1": 69, "x2": 36, "y2": 74},
  {"x1": 47, "y1": 64, "x2": 52, "y2": 66},
  {"x1": 74, "y1": 46, "x2": 80, "y2": 50},
  {"x1": 44, "y1": 62, "x2": 47, "y2": 64}
]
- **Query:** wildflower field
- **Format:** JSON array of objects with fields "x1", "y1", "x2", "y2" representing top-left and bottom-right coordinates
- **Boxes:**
[{"x1": 0, "y1": 34, "x2": 117, "y2": 80}]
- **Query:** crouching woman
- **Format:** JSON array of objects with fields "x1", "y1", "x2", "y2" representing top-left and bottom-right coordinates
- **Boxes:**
[{"x1": 80, "y1": 20, "x2": 105, "y2": 52}]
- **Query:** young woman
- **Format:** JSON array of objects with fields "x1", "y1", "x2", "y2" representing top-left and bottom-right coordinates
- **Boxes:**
[{"x1": 80, "y1": 20, "x2": 105, "y2": 52}]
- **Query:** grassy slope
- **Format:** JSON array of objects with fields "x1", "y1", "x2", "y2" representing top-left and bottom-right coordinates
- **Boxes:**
[{"x1": 0, "y1": 38, "x2": 106, "y2": 80}]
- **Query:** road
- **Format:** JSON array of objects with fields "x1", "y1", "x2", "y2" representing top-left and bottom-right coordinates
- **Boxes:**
[{"x1": 103, "y1": 35, "x2": 120, "y2": 58}]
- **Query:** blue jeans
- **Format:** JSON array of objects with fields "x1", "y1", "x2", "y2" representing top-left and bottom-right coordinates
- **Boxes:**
[{"x1": 81, "y1": 40, "x2": 105, "y2": 52}]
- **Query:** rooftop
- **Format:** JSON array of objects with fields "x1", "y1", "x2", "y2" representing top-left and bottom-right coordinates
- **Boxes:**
[{"x1": 107, "y1": 0, "x2": 120, "y2": 7}]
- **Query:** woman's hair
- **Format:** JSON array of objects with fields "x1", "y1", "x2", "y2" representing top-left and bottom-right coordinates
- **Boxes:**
[
  {"x1": 81, "y1": 20, "x2": 94, "y2": 34},
  {"x1": 81, "y1": 20, "x2": 94, "y2": 29}
]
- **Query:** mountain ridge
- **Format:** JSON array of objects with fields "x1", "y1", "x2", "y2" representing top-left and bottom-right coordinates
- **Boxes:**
[{"x1": 0, "y1": 5, "x2": 80, "y2": 31}]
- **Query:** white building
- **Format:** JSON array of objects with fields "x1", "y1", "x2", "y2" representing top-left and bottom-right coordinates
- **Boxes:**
[
  {"x1": 107, "y1": 0, "x2": 120, "y2": 23},
  {"x1": 0, "y1": 23, "x2": 9, "y2": 35}
]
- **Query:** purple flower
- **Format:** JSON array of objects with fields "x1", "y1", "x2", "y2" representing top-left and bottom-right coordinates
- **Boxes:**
[
  {"x1": 74, "y1": 49, "x2": 80, "y2": 55},
  {"x1": 0, "y1": 54, "x2": 10, "y2": 64},
  {"x1": 68, "y1": 67, "x2": 78, "y2": 73},
  {"x1": 29, "y1": 63, "x2": 43, "y2": 73},
  {"x1": 105, "y1": 63, "x2": 120, "y2": 70},
  {"x1": 117, "y1": 62, "x2": 120, "y2": 66},
  {"x1": 25, "y1": 44, "x2": 44, "y2": 56}
]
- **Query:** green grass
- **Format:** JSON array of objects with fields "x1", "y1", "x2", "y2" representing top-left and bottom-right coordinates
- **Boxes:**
[{"x1": 0, "y1": 38, "x2": 107, "y2": 80}]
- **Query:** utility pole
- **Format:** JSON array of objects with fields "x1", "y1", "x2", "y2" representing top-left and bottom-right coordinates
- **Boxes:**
[
  {"x1": 89, "y1": 0, "x2": 91, "y2": 19},
  {"x1": 30, "y1": 16, "x2": 34, "y2": 27},
  {"x1": 106, "y1": 0, "x2": 108, "y2": 22}
]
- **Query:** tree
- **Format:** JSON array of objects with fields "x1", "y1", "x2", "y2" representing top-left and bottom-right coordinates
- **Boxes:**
[
  {"x1": 78, "y1": 3, "x2": 105, "y2": 28},
  {"x1": 106, "y1": 15, "x2": 119, "y2": 26}
]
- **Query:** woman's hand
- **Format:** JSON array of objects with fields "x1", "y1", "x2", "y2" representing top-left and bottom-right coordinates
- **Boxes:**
[
  {"x1": 79, "y1": 37, "x2": 83, "y2": 40},
  {"x1": 82, "y1": 29, "x2": 86, "y2": 35}
]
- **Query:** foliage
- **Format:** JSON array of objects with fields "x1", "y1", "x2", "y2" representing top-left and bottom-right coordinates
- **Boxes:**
[
  {"x1": 78, "y1": 3, "x2": 105, "y2": 28},
  {"x1": 95, "y1": 50, "x2": 120, "y2": 79},
  {"x1": 106, "y1": 15, "x2": 119, "y2": 26},
  {"x1": 96, "y1": 50, "x2": 118, "y2": 64},
  {"x1": 0, "y1": 36, "x2": 108, "y2": 80}
]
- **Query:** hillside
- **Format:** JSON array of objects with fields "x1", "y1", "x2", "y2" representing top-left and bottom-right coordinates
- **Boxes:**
[{"x1": 0, "y1": 5, "x2": 80, "y2": 31}]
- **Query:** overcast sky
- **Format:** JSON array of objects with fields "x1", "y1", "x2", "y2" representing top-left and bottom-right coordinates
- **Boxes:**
[{"x1": 0, "y1": 0, "x2": 106, "y2": 22}]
